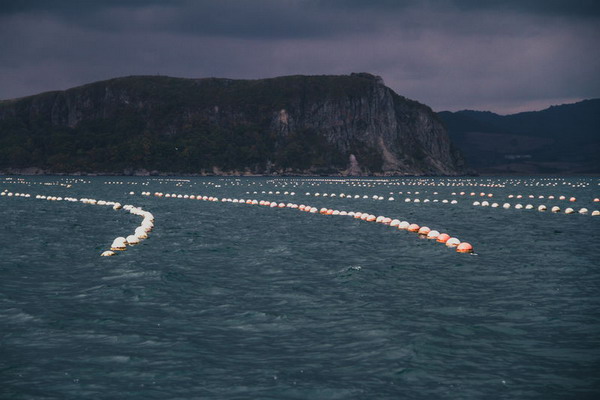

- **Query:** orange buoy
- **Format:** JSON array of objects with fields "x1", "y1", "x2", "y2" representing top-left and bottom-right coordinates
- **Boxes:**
[
  {"x1": 569, "y1": 197, "x2": 576, "y2": 202},
  {"x1": 408, "y1": 223, "x2": 420, "y2": 232},
  {"x1": 456, "y1": 242, "x2": 474, "y2": 253},
  {"x1": 436, "y1": 233, "x2": 450, "y2": 243},
  {"x1": 366, "y1": 214, "x2": 376, "y2": 222},
  {"x1": 326, "y1": 209, "x2": 334, "y2": 215}
]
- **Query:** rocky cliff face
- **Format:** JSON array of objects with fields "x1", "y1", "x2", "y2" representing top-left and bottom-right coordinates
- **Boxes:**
[{"x1": 0, "y1": 73, "x2": 466, "y2": 175}]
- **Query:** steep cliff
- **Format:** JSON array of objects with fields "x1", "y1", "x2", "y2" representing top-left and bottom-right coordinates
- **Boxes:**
[{"x1": 0, "y1": 73, "x2": 466, "y2": 175}]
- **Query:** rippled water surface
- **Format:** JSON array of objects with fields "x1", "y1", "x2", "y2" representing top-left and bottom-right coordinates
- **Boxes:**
[{"x1": 1, "y1": 176, "x2": 599, "y2": 399}]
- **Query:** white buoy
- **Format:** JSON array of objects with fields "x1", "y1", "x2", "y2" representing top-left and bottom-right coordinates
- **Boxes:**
[
  {"x1": 427, "y1": 230, "x2": 440, "y2": 239},
  {"x1": 134, "y1": 227, "x2": 148, "y2": 239},
  {"x1": 446, "y1": 238, "x2": 460, "y2": 247},
  {"x1": 100, "y1": 250, "x2": 116, "y2": 257},
  {"x1": 398, "y1": 221, "x2": 410, "y2": 230},
  {"x1": 126, "y1": 235, "x2": 140, "y2": 245},
  {"x1": 110, "y1": 237, "x2": 127, "y2": 251}
]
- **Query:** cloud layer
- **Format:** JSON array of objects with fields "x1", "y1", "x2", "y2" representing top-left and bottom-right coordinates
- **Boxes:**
[{"x1": 1, "y1": 0, "x2": 599, "y2": 113}]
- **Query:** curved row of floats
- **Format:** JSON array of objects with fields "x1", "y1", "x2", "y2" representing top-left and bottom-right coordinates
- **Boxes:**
[
  {"x1": 1, "y1": 189, "x2": 154, "y2": 257},
  {"x1": 138, "y1": 191, "x2": 475, "y2": 254}
]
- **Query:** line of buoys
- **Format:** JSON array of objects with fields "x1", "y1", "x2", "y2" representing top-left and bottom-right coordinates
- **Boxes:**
[
  {"x1": 142, "y1": 191, "x2": 475, "y2": 254},
  {"x1": 242, "y1": 188, "x2": 459, "y2": 206},
  {"x1": 102, "y1": 204, "x2": 154, "y2": 256},
  {"x1": 471, "y1": 197, "x2": 597, "y2": 216},
  {"x1": 1, "y1": 188, "x2": 154, "y2": 257}
]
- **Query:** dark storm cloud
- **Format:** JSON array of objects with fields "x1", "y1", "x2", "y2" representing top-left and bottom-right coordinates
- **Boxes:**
[
  {"x1": 1, "y1": 0, "x2": 598, "y2": 113},
  {"x1": 0, "y1": 0, "x2": 362, "y2": 38},
  {"x1": 325, "y1": 0, "x2": 600, "y2": 17},
  {"x1": 450, "y1": 0, "x2": 600, "y2": 17}
]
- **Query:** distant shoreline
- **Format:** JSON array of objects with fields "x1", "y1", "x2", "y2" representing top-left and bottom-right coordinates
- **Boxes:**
[{"x1": 1, "y1": 168, "x2": 598, "y2": 178}]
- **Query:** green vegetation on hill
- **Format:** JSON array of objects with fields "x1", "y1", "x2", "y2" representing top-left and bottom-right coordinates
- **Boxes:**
[
  {"x1": 438, "y1": 99, "x2": 600, "y2": 174},
  {"x1": 0, "y1": 75, "x2": 378, "y2": 174}
]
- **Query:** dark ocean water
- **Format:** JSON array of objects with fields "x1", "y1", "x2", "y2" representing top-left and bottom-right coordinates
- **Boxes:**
[{"x1": 1, "y1": 176, "x2": 599, "y2": 399}]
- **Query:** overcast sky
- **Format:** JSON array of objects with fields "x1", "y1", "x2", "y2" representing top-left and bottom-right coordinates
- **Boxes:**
[{"x1": 1, "y1": 0, "x2": 599, "y2": 114}]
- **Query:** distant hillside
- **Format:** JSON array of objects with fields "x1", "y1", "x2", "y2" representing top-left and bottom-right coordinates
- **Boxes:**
[
  {"x1": 0, "y1": 73, "x2": 466, "y2": 176},
  {"x1": 438, "y1": 99, "x2": 600, "y2": 174}
]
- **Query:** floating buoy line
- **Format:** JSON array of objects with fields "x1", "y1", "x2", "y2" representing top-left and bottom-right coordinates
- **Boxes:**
[
  {"x1": 138, "y1": 190, "x2": 475, "y2": 254},
  {"x1": 3, "y1": 176, "x2": 599, "y2": 259},
  {"x1": 1, "y1": 189, "x2": 154, "y2": 257},
  {"x1": 238, "y1": 189, "x2": 460, "y2": 206}
]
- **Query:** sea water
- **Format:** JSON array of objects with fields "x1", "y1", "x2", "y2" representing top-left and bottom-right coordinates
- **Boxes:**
[{"x1": 1, "y1": 176, "x2": 599, "y2": 399}]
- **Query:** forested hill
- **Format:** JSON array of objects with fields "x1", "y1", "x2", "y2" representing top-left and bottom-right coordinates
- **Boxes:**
[
  {"x1": 0, "y1": 73, "x2": 466, "y2": 176},
  {"x1": 438, "y1": 99, "x2": 600, "y2": 174}
]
